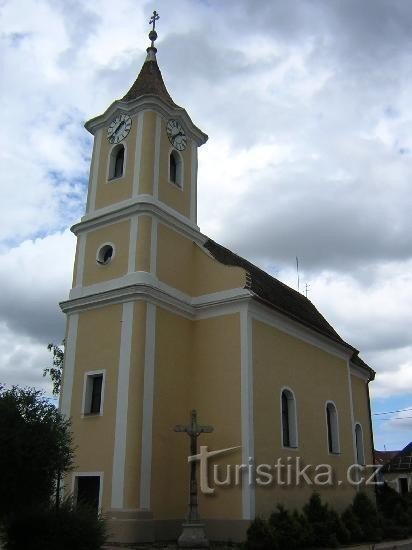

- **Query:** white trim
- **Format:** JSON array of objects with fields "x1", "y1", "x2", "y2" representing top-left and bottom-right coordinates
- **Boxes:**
[
  {"x1": 72, "y1": 471, "x2": 104, "y2": 513},
  {"x1": 249, "y1": 303, "x2": 353, "y2": 362},
  {"x1": 150, "y1": 217, "x2": 158, "y2": 277},
  {"x1": 350, "y1": 363, "x2": 371, "y2": 380},
  {"x1": 325, "y1": 400, "x2": 341, "y2": 455},
  {"x1": 190, "y1": 141, "x2": 198, "y2": 223},
  {"x1": 240, "y1": 305, "x2": 254, "y2": 519},
  {"x1": 128, "y1": 215, "x2": 139, "y2": 273},
  {"x1": 86, "y1": 129, "x2": 102, "y2": 214},
  {"x1": 96, "y1": 241, "x2": 115, "y2": 265},
  {"x1": 75, "y1": 234, "x2": 86, "y2": 287},
  {"x1": 111, "y1": 301, "x2": 134, "y2": 508},
  {"x1": 354, "y1": 422, "x2": 365, "y2": 466},
  {"x1": 153, "y1": 114, "x2": 161, "y2": 200},
  {"x1": 59, "y1": 313, "x2": 79, "y2": 418},
  {"x1": 84, "y1": 98, "x2": 208, "y2": 147},
  {"x1": 140, "y1": 302, "x2": 156, "y2": 510},
  {"x1": 72, "y1": 194, "x2": 202, "y2": 240},
  {"x1": 106, "y1": 141, "x2": 128, "y2": 182},
  {"x1": 280, "y1": 386, "x2": 299, "y2": 449},
  {"x1": 347, "y1": 360, "x2": 357, "y2": 467},
  {"x1": 132, "y1": 112, "x2": 144, "y2": 197},
  {"x1": 81, "y1": 369, "x2": 106, "y2": 416}
]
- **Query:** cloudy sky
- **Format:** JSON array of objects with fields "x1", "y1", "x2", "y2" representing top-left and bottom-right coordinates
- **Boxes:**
[{"x1": 1, "y1": 0, "x2": 411, "y2": 450}]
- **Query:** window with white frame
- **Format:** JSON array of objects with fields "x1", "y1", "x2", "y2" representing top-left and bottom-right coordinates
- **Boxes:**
[
  {"x1": 281, "y1": 388, "x2": 298, "y2": 448},
  {"x1": 74, "y1": 474, "x2": 101, "y2": 514},
  {"x1": 326, "y1": 401, "x2": 340, "y2": 454},
  {"x1": 355, "y1": 423, "x2": 365, "y2": 465},
  {"x1": 169, "y1": 149, "x2": 183, "y2": 188},
  {"x1": 83, "y1": 372, "x2": 104, "y2": 415}
]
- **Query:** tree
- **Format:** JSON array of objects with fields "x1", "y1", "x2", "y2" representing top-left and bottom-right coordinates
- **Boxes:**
[
  {"x1": 0, "y1": 385, "x2": 73, "y2": 519},
  {"x1": 43, "y1": 340, "x2": 65, "y2": 396}
]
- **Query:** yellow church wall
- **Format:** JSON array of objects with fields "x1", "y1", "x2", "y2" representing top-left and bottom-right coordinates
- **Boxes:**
[
  {"x1": 139, "y1": 111, "x2": 157, "y2": 195},
  {"x1": 351, "y1": 374, "x2": 374, "y2": 467},
  {"x1": 156, "y1": 223, "x2": 246, "y2": 296},
  {"x1": 150, "y1": 307, "x2": 193, "y2": 520},
  {"x1": 151, "y1": 309, "x2": 242, "y2": 521},
  {"x1": 123, "y1": 301, "x2": 147, "y2": 509},
  {"x1": 135, "y1": 215, "x2": 152, "y2": 272},
  {"x1": 69, "y1": 304, "x2": 122, "y2": 511},
  {"x1": 193, "y1": 314, "x2": 243, "y2": 520},
  {"x1": 94, "y1": 114, "x2": 137, "y2": 210},
  {"x1": 158, "y1": 117, "x2": 192, "y2": 217},
  {"x1": 252, "y1": 319, "x2": 357, "y2": 515},
  {"x1": 82, "y1": 220, "x2": 130, "y2": 286}
]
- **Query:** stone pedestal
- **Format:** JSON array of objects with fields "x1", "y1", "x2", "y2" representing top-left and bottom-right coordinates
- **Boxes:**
[{"x1": 178, "y1": 521, "x2": 209, "y2": 548}]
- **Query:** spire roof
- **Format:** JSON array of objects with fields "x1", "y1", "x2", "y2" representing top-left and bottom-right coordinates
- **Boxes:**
[{"x1": 121, "y1": 10, "x2": 178, "y2": 107}]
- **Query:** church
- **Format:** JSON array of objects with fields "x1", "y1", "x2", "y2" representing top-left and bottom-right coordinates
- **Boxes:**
[{"x1": 59, "y1": 14, "x2": 375, "y2": 544}]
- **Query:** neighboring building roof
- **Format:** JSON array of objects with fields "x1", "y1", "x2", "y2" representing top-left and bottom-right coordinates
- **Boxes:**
[
  {"x1": 122, "y1": 53, "x2": 178, "y2": 107},
  {"x1": 204, "y1": 238, "x2": 374, "y2": 379},
  {"x1": 374, "y1": 450, "x2": 401, "y2": 466},
  {"x1": 381, "y1": 442, "x2": 412, "y2": 473}
]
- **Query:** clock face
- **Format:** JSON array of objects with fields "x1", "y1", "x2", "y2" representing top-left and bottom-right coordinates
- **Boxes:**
[
  {"x1": 166, "y1": 119, "x2": 187, "y2": 151},
  {"x1": 107, "y1": 114, "x2": 132, "y2": 144}
]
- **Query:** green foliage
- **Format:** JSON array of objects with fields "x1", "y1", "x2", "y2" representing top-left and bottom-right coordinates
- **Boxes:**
[
  {"x1": 0, "y1": 385, "x2": 73, "y2": 519},
  {"x1": 1, "y1": 499, "x2": 107, "y2": 550},
  {"x1": 302, "y1": 493, "x2": 346, "y2": 548},
  {"x1": 43, "y1": 340, "x2": 65, "y2": 396},
  {"x1": 268, "y1": 506, "x2": 310, "y2": 549},
  {"x1": 244, "y1": 516, "x2": 273, "y2": 550},
  {"x1": 376, "y1": 484, "x2": 412, "y2": 538}
]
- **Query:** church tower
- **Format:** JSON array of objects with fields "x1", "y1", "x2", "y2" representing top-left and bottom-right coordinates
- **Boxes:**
[{"x1": 60, "y1": 12, "x2": 375, "y2": 545}]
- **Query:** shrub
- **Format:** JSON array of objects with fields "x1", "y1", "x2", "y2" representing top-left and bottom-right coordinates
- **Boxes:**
[
  {"x1": 303, "y1": 493, "x2": 347, "y2": 548},
  {"x1": 244, "y1": 516, "x2": 273, "y2": 550},
  {"x1": 0, "y1": 499, "x2": 107, "y2": 550},
  {"x1": 268, "y1": 506, "x2": 310, "y2": 549},
  {"x1": 351, "y1": 492, "x2": 383, "y2": 542}
]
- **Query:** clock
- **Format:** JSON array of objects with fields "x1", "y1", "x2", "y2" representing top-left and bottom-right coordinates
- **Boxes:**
[
  {"x1": 166, "y1": 119, "x2": 187, "y2": 151},
  {"x1": 107, "y1": 114, "x2": 132, "y2": 144}
]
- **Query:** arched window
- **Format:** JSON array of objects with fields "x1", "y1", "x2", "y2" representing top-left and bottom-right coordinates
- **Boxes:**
[
  {"x1": 281, "y1": 388, "x2": 298, "y2": 448},
  {"x1": 326, "y1": 402, "x2": 340, "y2": 454},
  {"x1": 355, "y1": 423, "x2": 365, "y2": 465},
  {"x1": 108, "y1": 144, "x2": 125, "y2": 180},
  {"x1": 169, "y1": 150, "x2": 183, "y2": 188}
]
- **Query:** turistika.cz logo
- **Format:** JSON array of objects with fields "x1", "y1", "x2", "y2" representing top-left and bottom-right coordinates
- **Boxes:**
[{"x1": 188, "y1": 446, "x2": 383, "y2": 494}]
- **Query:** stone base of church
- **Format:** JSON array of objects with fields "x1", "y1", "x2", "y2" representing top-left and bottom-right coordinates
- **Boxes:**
[{"x1": 106, "y1": 511, "x2": 250, "y2": 545}]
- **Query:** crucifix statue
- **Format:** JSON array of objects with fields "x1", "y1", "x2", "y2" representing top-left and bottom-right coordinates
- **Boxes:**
[{"x1": 174, "y1": 409, "x2": 214, "y2": 547}]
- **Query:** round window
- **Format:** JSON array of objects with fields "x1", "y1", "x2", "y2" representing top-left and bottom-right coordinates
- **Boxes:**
[{"x1": 97, "y1": 244, "x2": 114, "y2": 265}]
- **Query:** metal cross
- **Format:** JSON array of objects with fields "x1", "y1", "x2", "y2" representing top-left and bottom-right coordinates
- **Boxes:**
[
  {"x1": 174, "y1": 410, "x2": 213, "y2": 522},
  {"x1": 149, "y1": 10, "x2": 159, "y2": 31}
]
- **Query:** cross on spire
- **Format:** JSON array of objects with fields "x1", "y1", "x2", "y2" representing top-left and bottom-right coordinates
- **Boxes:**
[{"x1": 149, "y1": 10, "x2": 159, "y2": 32}]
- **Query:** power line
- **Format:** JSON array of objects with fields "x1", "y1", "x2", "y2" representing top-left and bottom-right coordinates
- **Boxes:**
[
  {"x1": 373, "y1": 407, "x2": 412, "y2": 416},
  {"x1": 373, "y1": 415, "x2": 412, "y2": 421}
]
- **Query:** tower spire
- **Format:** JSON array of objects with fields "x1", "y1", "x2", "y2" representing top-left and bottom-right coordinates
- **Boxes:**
[{"x1": 146, "y1": 10, "x2": 159, "y2": 61}]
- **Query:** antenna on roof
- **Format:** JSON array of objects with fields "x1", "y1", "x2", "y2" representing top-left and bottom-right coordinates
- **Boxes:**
[
  {"x1": 304, "y1": 283, "x2": 310, "y2": 298},
  {"x1": 296, "y1": 256, "x2": 300, "y2": 293}
]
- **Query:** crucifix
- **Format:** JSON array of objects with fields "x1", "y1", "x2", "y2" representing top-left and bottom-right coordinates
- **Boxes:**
[
  {"x1": 174, "y1": 410, "x2": 213, "y2": 547},
  {"x1": 148, "y1": 10, "x2": 160, "y2": 50}
]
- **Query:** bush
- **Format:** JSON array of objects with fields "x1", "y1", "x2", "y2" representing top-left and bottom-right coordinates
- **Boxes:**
[
  {"x1": 268, "y1": 506, "x2": 310, "y2": 549},
  {"x1": 0, "y1": 499, "x2": 107, "y2": 550},
  {"x1": 377, "y1": 484, "x2": 412, "y2": 537},
  {"x1": 303, "y1": 493, "x2": 348, "y2": 548},
  {"x1": 244, "y1": 516, "x2": 273, "y2": 550},
  {"x1": 351, "y1": 492, "x2": 383, "y2": 542}
]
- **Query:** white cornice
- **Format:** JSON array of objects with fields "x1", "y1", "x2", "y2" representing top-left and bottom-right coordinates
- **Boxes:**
[
  {"x1": 71, "y1": 194, "x2": 206, "y2": 245},
  {"x1": 248, "y1": 301, "x2": 354, "y2": 362},
  {"x1": 84, "y1": 95, "x2": 208, "y2": 146},
  {"x1": 60, "y1": 272, "x2": 252, "y2": 319},
  {"x1": 350, "y1": 363, "x2": 371, "y2": 381}
]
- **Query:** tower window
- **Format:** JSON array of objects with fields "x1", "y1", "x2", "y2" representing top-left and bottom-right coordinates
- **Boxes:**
[
  {"x1": 108, "y1": 144, "x2": 125, "y2": 180},
  {"x1": 74, "y1": 475, "x2": 101, "y2": 515},
  {"x1": 326, "y1": 402, "x2": 340, "y2": 454},
  {"x1": 280, "y1": 388, "x2": 298, "y2": 448},
  {"x1": 83, "y1": 371, "x2": 105, "y2": 415},
  {"x1": 169, "y1": 150, "x2": 183, "y2": 188},
  {"x1": 96, "y1": 244, "x2": 114, "y2": 265}
]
